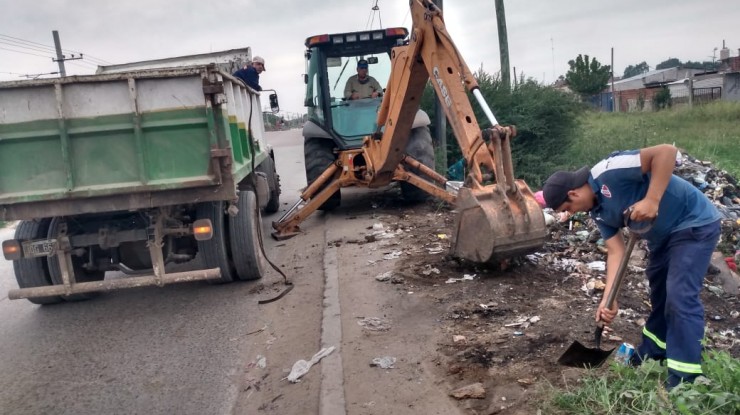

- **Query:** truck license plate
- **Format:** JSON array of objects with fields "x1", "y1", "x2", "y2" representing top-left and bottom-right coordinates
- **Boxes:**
[{"x1": 23, "y1": 239, "x2": 57, "y2": 258}]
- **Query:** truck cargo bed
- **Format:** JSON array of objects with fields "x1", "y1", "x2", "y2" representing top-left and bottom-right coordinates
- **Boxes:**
[{"x1": 0, "y1": 66, "x2": 268, "y2": 220}]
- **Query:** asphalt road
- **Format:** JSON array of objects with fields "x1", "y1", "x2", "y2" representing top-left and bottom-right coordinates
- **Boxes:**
[{"x1": 0, "y1": 130, "x2": 308, "y2": 415}]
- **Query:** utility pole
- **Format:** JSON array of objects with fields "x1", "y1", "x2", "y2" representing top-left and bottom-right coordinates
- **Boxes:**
[
  {"x1": 432, "y1": 0, "x2": 447, "y2": 170},
  {"x1": 51, "y1": 30, "x2": 82, "y2": 77},
  {"x1": 494, "y1": 0, "x2": 510, "y2": 91},
  {"x1": 611, "y1": 47, "x2": 616, "y2": 112}
]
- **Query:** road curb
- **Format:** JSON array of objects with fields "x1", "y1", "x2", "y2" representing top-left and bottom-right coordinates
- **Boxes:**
[{"x1": 319, "y1": 228, "x2": 347, "y2": 415}]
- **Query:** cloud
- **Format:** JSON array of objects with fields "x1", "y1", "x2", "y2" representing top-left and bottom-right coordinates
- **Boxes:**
[{"x1": 2, "y1": 0, "x2": 738, "y2": 115}]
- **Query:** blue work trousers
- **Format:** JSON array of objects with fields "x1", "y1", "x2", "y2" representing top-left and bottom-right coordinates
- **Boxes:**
[{"x1": 637, "y1": 220, "x2": 720, "y2": 385}]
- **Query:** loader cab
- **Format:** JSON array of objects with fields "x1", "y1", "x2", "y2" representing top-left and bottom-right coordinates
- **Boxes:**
[{"x1": 303, "y1": 27, "x2": 408, "y2": 149}]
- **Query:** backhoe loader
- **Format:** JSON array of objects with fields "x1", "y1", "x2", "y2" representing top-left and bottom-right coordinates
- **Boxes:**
[{"x1": 272, "y1": 0, "x2": 546, "y2": 263}]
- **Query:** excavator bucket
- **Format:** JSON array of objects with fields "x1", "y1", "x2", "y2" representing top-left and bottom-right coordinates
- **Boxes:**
[
  {"x1": 450, "y1": 183, "x2": 546, "y2": 263},
  {"x1": 449, "y1": 127, "x2": 546, "y2": 264}
]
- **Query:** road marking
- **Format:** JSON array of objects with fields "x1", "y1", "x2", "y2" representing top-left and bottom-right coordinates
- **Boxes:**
[{"x1": 319, "y1": 228, "x2": 347, "y2": 415}]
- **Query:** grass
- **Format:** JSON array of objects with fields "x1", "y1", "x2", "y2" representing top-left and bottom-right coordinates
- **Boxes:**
[
  {"x1": 540, "y1": 350, "x2": 740, "y2": 414},
  {"x1": 565, "y1": 101, "x2": 740, "y2": 179}
]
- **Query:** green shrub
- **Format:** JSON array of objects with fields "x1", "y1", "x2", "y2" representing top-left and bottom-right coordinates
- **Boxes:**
[{"x1": 420, "y1": 70, "x2": 585, "y2": 185}]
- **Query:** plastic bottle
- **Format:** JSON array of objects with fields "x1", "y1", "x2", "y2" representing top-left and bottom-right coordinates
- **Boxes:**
[{"x1": 614, "y1": 342, "x2": 635, "y2": 365}]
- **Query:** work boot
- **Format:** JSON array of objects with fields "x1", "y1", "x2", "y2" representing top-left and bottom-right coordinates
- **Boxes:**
[{"x1": 665, "y1": 374, "x2": 697, "y2": 391}]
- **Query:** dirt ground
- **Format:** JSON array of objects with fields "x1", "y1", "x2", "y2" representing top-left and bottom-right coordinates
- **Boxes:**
[{"x1": 345, "y1": 192, "x2": 740, "y2": 415}]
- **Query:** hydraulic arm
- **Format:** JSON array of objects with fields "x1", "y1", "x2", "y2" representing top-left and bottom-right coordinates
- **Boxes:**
[{"x1": 273, "y1": 0, "x2": 546, "y2": 263}]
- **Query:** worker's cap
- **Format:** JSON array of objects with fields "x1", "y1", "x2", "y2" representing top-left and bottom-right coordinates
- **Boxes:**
[
  {"x1": 253, "y1": 56, "x2": 266, "y2": 70},
  {"x1": 542, "y1": 166, "x2": 590, "y2": 209},
  {"x1": 357, "y1": 59, "x2": 369, "y2": 68}
]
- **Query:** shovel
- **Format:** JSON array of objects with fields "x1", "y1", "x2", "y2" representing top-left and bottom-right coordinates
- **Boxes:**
[{"x1": 558, "y1": 211, "x2": 651, "y2": 368}]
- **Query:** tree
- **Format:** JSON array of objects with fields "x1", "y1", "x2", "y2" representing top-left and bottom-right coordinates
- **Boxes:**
[
  {"x1": 565, "y1": 54, "x2": 611, "y2": 98},
  {"x1": 656, "y1": 58, "x2": 681, "y2": 70},
  {"x1": 623, "y1": 61, "x2": 650, "y2": 78}
]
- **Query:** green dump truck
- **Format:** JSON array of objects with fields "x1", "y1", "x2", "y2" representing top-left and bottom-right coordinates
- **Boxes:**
[{"x1": 0, "y1": 48, "x2": 281, "y2": 304}]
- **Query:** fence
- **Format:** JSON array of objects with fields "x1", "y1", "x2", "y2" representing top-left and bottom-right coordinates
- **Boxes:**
[{"x1": 671, "y1": 87, "x2": 722, "y2": 106}]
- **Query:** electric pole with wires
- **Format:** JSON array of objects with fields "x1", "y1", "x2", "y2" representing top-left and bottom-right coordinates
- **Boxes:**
[{"x1": 52, "y1": 30, "x2": 82, "y2": 77}]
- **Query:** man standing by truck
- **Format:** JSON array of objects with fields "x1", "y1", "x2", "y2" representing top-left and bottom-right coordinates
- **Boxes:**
[
  {"x1": 233, "y1": 56, "x2": 266, "y2": 91},
  {"x1": 542, "y1": 144, "x2": 721, "y2": 389}
]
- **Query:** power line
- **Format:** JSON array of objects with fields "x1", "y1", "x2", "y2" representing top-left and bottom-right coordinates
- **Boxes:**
[
  {"x1": 0, "y1": 33, "x2": 112, "y2": 65},
  {"x1": 0, "y1": 46, "x2": 53, "y2": 59},
  {"x1": 0, "y1": 39, "x2": 56, "y2": 54},
  {"x1": 0, "y1": 33, "x2": 56, "y2": 52}
]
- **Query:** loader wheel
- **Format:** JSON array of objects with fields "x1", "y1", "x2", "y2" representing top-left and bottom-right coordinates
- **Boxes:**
[
  {"x1": 196, "y1": 201, "x2": 237, "y2": 284},
  {"x1": 257, "y1": 154, "x2": 281, "y2": 214},
  {"x1": 401, "y1": 126, "x2": 436, "y2": 202},
  {"x1": 48, "y1": 217, "x2": 104, "y2": 302},
  {"x1": 304, "y1": 137, "x2": 340, "y2": 210},
  {"x1": 12, "y1": 219, "x2": 63, "y2": 305},
  {"x1": 228, "y1": 190, "x2": 266, "y2": 281}
]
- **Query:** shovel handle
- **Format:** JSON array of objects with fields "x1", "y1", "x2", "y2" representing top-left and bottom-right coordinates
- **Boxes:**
[
  {"x1": 603, "y1": 232, "x2": 638, "y2": 310},
  {"x1": 602, "y1": 209, "x2": 654, "y2": 311}
]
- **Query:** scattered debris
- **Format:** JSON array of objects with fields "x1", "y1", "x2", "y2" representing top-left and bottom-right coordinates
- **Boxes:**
[
  {"x1": 383, "y1": 250, "x2": 403, "y2": 260},
  {"x1": 450, "y1": 382, "x2": 486, "y2": 400},
  {"x1": 286, "y1": 346, "x2": 336, "y2": 383},
  {"x1": 357, "y1": 317, "x2": 392, "y2": 332},
  {"x1": 370, "y1": 356, "x2": 397, "y2": 369},
  {"x1": 453, "y1": 335, "x2": 467, "y2": 343},
  {"x1": 421, "y1": 266, "x2": 441, "y2": 276},
  {"x1": 256, "y1": 355, "x2": 267, "y2": 369},
  {"x1": 375, "y1": 271, "x2": 394, "y2": 282},
  {"x1": 445, "y1": 274, "x2": 476, "y2": 284}
]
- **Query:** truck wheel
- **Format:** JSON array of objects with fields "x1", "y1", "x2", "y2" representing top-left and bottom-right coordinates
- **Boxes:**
[
  {"x1": 12, "y1": 219, "x2": 64, "y2": 305},
  {"x1": 401, "y1": 126, "x2": 436, "y2": 202},
  {"x1": 304, "y1": 137, "x2": 340, "y2": 210},
  {"x1": 196, "y1": 201, "x2": 237, "y2": 283},
  {"x1": 48, "y1": 217, "x2": 105, "y2": 301},
  {"x1": 257, "y1": 154, "x2": 281, "y2": 214},
  {"x1": 229, "y1": 190, "x2": 266, "y2": 280}
]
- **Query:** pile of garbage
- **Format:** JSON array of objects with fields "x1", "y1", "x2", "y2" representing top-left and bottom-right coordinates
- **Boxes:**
[
  {"x1": 674, "y1": 151, "x2": 740, "y2": 264},
  {"x1": 674, "y1": 152, "x2": 740, "y2": 221}
]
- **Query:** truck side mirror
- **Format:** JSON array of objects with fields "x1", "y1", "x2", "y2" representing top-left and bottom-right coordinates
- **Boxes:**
[
  {"x1": 269, "y1": 93, "x2": 280, "y2": 113},
  {"x1": 303, "y1": 74, "x2": 308, "y2": 84}
]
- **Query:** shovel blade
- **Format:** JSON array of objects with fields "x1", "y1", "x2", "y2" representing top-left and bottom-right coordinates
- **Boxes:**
[
  {"x1": 558, "y1": 341, "x2": 615, "y2": 368},
  {"x1": 450, "y1": 184, "x2": 546, "y2": 263}
]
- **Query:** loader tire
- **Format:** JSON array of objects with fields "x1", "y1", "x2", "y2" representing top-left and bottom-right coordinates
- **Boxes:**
[
  {"x1": 48, "y1": 217, "x2": 104, "y2": 302},
  {"x1": 13, "y1": 219, "x2": 63, "y2": 305},
  {"x1": 196, "y1": 201, "x2": 237, "y2": 284},
  {"x1": 401, "y1": 126, "x2": 436, "y2": 202},
  {"x1": 257, "y1": 154, "x2": 281, "y2": 214},
  {"x1": 304, "y1": 137, "x2": 340, "y2": 211},
  {"x1": 228, "y1": 190, "x2": 266, "y2": 281}
]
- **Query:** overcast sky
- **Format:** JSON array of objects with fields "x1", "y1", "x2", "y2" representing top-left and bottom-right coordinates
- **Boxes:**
[{"x1": 1, "y1": 0, "x2": 738, "y2": 116}]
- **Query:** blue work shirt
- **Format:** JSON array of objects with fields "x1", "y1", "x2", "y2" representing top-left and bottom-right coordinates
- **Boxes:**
[
  {"x1": 588, "y1": 149, "x2": 721, "y2": 250},
  {"x1": 233, "y1": 66, "x2": 261, "y2": 91}
]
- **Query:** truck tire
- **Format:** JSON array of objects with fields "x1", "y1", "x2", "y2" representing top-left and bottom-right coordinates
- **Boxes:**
[
  {"x1": 257, "y1": 154, "x2": 281, "y2": 214},
  {"x1": 304, "y1": 137, "x2": 340, "y2": 210},
  {"x1": 48, "y1": 217, "x2": 105, "y2": 301},
  {"x1": 12, "y1": 219, "x2": 64, "y2": 305},
  {"x1": 401, "y1": 126, "x2": 436, "y2": 202},
  {"x1": 228, "y1": 190, "x2": 266, "y2": 280},
  {"x1": 196, "y1": 201, "x2": 237, "y2": 283}
]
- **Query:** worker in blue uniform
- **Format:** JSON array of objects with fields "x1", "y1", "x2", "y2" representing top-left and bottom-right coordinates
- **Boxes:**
[{"x1": 542, "y1": 144, "x2": 721, "y2": 389}]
